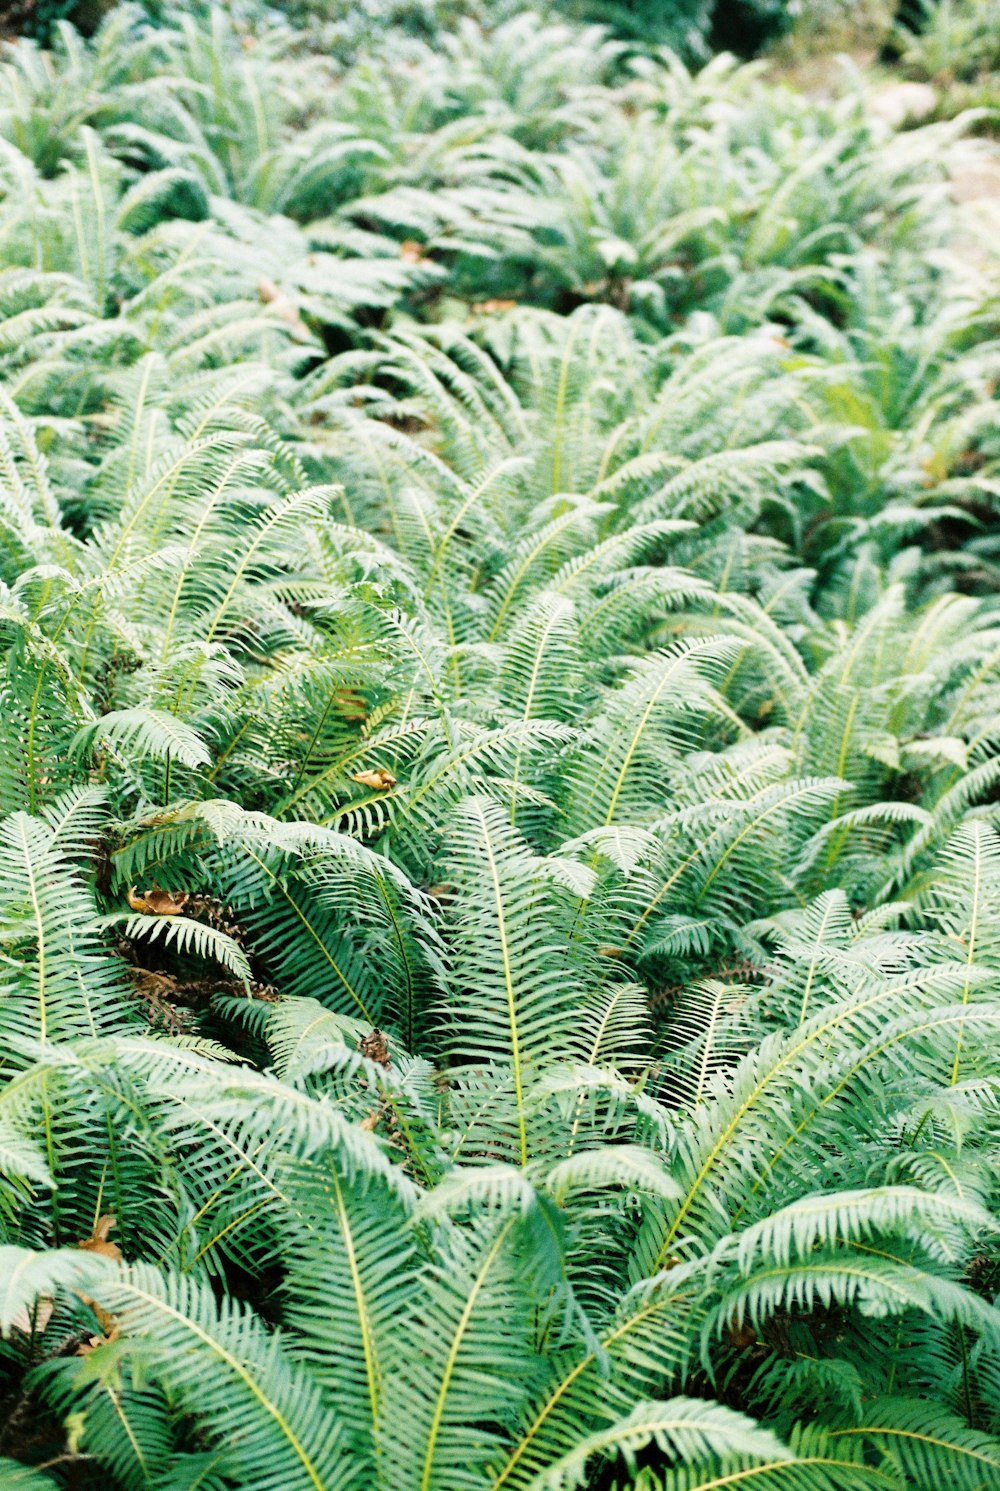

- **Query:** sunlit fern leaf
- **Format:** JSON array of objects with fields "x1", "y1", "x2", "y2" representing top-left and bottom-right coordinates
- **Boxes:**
[
  {"x1": 561, "y1": 639, "x2": 743, "y2": 835},
  {"x1": 0, "y1": 1244, "x2": 112, "y2": 1337},
  {"x1": 66, "y1": 1261, "x2": 352, "y2": 1491},
  {"x1": 439, "y1": 796, "x2": 612, "y2": 1165},
  {"x1": 0, "y1": 808, "x2": 136, "y2": 1053},
  {"x1": 525, "y1": 1398, "x2": 792, "y2": 1491},
  {"x1": 277, "y1": 1156, "x2": 421, "y2": 1474},
  {"x1": 730, "y1": 1187, "x2": 997, "y2": 1276},
  {"x1": 834, "y1": 1400, "x2": 1000, "y2": 1491},
  {"x1": 72, "y1": 708, "x2": 211, "y2": 772},
  {"x1": 379, "y1": 1207, "x2": 555, "y2": 1491},
  {"x1": 103, "y1": 911, "x2": 251, "y2": 986},
  {"x1": 704, "y1": 1252, "x2": 1000, "y2": 1358},
  {"x1": 657, "y1": 980, "x2": 754, "y2": 1110}
]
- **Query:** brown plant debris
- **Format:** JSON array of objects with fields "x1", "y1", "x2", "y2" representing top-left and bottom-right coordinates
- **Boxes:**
[
  {"x1": 351, "y1": 767, "x2": 397, "y2": 790},
  {"x1": 359, "y1": 1028, "x2": 390, "y2": 1068},
  {"x1": 127, "y1": 886, "x2": 189, "y2": 916}
]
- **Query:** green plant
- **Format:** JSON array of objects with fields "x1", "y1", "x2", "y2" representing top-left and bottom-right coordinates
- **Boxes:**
[
  {"x1": 892, "y1": 0, "x2": 1000, "y2": 82},
  {"x1": 0, "y1": 4, "x2": 1000, "y2": 1490}
]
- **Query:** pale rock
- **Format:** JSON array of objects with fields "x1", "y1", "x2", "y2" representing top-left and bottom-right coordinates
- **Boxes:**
[{"x1": 867, "y1": 81, "x2": 937, "y2": 129}]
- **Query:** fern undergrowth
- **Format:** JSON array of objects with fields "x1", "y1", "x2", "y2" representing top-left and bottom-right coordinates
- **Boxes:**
[{"x1": 1, "y1": 3, "x2": 1000, "y2": 1488}]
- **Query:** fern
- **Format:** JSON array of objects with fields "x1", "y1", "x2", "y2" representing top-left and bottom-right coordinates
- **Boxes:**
[{"x1": 0, "y1": 1, "x2": 1000, "y2": 1487}]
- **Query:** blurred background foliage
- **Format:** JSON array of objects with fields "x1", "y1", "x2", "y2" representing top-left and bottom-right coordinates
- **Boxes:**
[
  {"x1": 0, "y1": 0, "x2": 875, "y2": 55},
  {"x1": 5, "y1": 0, "x2": 999, "y2": 107}
]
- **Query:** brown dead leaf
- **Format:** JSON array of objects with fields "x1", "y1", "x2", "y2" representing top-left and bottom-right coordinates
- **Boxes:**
[
  {"x1": 77, "y1": 1214, "x2": 122, "y2": 1262},
  {"x1": 76, "y1": 1216, "x2": 119, "y2": 1335},
  {"x1": 351, "y1": 768, "x2": 396, "y2": 791},
  {"x1": 400, "y1": 239, "x2": 426, "y2": 263},
  {"x1": 9, "y1": 1221, "x2": 122, "y2": 1338},
  {"x1": 359, "y1": 1029, "x2": 390, "y2": 1068},
  {"x1": 127, "y1": 887, "x2": 190, "y2": 916},
  {"x1": 77, "y1": 1326, "x2": 119, "y2": 1356},
  {"x1": 334, "y1": 688, "x2": 368, "y2": 722},
  {"x1": 80, "y1": 1297, "x2": 118, "y2": 1336},
  {"x1": 357, "y1": 1032, "x2": 391, "y2": 1130},
  {"x1": 75, "y1": 1217, "x2": 121, "y2": 1337},
  {"x1": 726, "y1": 1318, "x2": 757, "y2": 1350},
  {"x1": 474, "y1": 298, "x2": 517, "y2": 314}
]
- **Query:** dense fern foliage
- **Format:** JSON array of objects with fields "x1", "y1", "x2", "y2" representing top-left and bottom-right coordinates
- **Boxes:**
[
  {"x1": 4, "y1": 0, "x2": 799, "y2": 56},
  {"x1": 2, "y1": 3, "x2": 1000, "y2": 1487}
]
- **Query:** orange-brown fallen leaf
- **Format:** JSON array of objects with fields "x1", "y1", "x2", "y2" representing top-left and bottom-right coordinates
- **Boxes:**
[
  {"x1": 351, "y1": 768, "x2": 396, "y2": 790},
  {"x1": 726, "y1": 1318, "x2": 757, "y2": 1350},
  {"x1": 127, "y1": 887, "x2": 190, "y2": 916},
  {"x1": 76, "y1": 1216, "x2": 121, "y2": 1337},
  {"x1": 334, "y1": 688, "x2": 369, "y2": 722},
  {"x1": 77, "y1": 1326, "x2": 119, "y2": 1356},
  {"x1": 77, "y1": 1215, "x2": 122, "y2": 1262},
  {"x1": 8, "y1": 1220, "x2": 122, "y2": 1338},
  {"x1": 359, "y1": 1029, "x2": 390, "y2": 1067},
  {"x1": 400, "y1": 239, "x2": 426, "y2": 262}
]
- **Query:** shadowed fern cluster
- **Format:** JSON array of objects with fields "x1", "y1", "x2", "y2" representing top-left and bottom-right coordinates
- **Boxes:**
[{"x1": 1, "y1": 3, "x2": 1000, "y2": 1489}]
